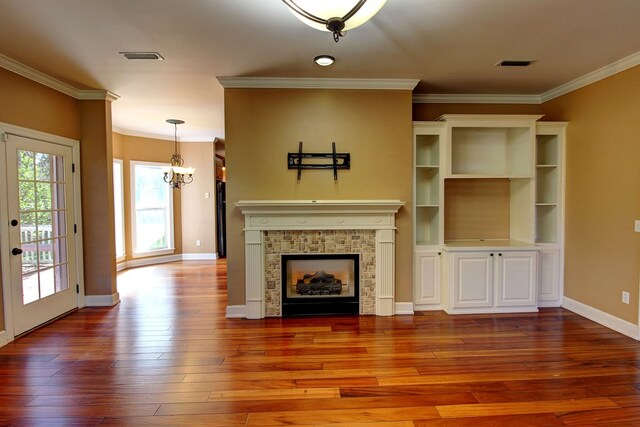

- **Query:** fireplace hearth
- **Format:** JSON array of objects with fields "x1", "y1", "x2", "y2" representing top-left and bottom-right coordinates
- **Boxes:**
[{"x1": 282, "y1": 254, "x2": 359, "y2": 316}]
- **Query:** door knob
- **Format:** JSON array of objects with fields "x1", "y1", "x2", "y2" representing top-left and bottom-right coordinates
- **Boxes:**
[
  {"x1": 12, "y1": 247, "x2": 23, "y2": 256},
  {"x1": 10, "y1": 219, "x2": 18, "y2": 226}
]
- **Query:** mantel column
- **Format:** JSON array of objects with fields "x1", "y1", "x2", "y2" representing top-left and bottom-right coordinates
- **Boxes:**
[
  {"x1": 244, "y1": 229, "x2": 265, "y2": 319},
  {"x1": 376, "y1": 229, "x2": 396, "y2": 316}
]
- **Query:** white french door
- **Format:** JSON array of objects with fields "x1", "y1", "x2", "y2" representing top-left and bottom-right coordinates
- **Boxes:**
[{"x1": 3, "y1": 133, "x2": 78, "y2": 335}]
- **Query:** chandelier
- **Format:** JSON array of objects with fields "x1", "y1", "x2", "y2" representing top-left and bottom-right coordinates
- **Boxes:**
[
  {"x1": 162, "y1": 119, "x2": 194, "y2": 189},
  {"x1": 282, "y1": 0, "x2": 387, "y2": 42}
]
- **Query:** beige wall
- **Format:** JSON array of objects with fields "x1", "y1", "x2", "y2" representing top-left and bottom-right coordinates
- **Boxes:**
[
  {"x1": 224, "y1": 88, "x2": 414, "y2": 306},
  {"x1": 112, "y1": 133, "x2": 184, "y2": 261},
  {"x1": 542, "y1": 65, "x2": 640, "y2": 324},
  {"x1": 79, "y1": 100, "x2": 117, "y2": 297},
  {"x1": 179, "y1": 142, "x2": 217, "y2": 255}
]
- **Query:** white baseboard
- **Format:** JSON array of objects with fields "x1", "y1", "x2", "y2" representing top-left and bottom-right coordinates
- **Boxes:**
[
  {"x1": 562, "y1": 296, "x2": 639, "y2": 340},
  {"x1": 226, "y1": 305, "x2": 246, "y2": 318},
  {"x1": 117, "y1": 253, "x2": 217, "y2": 271},
  {"x1": 121, "y1": 254, "x2": 182, "y2": 270},
  {"x1": 182, "y1": 253, "x2": 217, "y2": 260},
  {"x1": 413, "y1": 304, "x2": 444, "y2": 312},
  {"x1": 85, "y1": 292, "x2": 121, "y2": 307},
  {"x1": 394, "y1": 302, "x2": 414, "y2": 315},
  {"x1": 0, "y1": 330, "x2": 8, "y2": 347}
]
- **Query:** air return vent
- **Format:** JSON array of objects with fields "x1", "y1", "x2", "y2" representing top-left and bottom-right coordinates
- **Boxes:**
[
  {"x1": 496, "y1": 60, "x2": 534, "y2": 67},
  {"x1": 119, "y1": 51, "x2": 165, "y2": 60}
]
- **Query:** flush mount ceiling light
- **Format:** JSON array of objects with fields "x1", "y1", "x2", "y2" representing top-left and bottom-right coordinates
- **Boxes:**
[
  {"x1": 282, "y1": 0, "x2": 387, "y2": 42},
  {"x1": 162, "y1": 119, "x2": 195, "y2": 189},
  {"x1": 314, "y1": 55, "x2": 335, "y2": 66}
]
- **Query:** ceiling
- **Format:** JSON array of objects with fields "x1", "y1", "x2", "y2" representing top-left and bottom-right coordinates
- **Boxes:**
[{"x1": 0, "y1": 0, "x2": 638, "y2": 141}]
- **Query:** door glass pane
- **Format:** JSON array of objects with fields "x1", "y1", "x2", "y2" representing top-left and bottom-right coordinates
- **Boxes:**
[
  {"x1": 37, "y1": 240, "x2": 53, "y2": 267},
  {"x1": 35, "y1": 152, "x2": 51, "y2": 181},
  {"x1": 19, "y1": 181, "x2": 36, "y2": 211},
  {"x1": 18, "y1": 150, "x2": 35, "y2": 180},
  {"x1": 23, "y1": 270, "x2": 39, "y2": 305},
  {"x1": 52, "y1": 211, "x2": 67, "y2": 238},
  {"x1": 53, "y1": 238, "x2": 68, "y2": 264},
  {"x1": 36, "y1": 182, "x2": 52, "y2": 210},
  {"x1": 21, "y1": 242, "x2": 38, "y2": 274},
  {"x1": 37, "y1": 211, "x2": 52, "y2": 240},
  {"x1": 39, "y1": 268, "x2": 55, "y2": 298},
  {"x1": 20, "y1": 212, "x2": 36, "y2": 243},
  {"x1": 55, "y1": 264, "x2": 69, "y2": 292}
]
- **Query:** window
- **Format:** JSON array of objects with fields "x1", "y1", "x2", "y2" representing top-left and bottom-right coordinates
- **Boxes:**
[
  {"x1": 130, "y1": 161, "x2": 174, "y2": 257},
  {"x1": 113, "y1": 159, "x2": 125, "y2": 261}
]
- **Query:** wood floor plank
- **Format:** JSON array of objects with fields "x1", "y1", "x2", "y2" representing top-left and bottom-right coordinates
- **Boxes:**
[
  {"x1": 207, "y1": 387, "x2": 340, "y2": 401},
  {"x1": 436, "y1": 397, "x2": 619, "y2": 418},
  {"x1": 245, "y1": 406, "x2": 440, "y2": 426},
  {"x1": 1, "y1": 260, "x2": 640, "y2": 426}
]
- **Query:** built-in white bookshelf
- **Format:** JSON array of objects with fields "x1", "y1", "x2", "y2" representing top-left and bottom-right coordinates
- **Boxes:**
[{"x1": 414, "y1": 125, "x2": 443, "y2": 246}]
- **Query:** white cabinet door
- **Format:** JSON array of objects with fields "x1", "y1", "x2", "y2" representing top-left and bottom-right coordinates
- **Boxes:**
[
  {"x1": 495, "y1": 251, "x2": 537, "y2": 307},
  {"x1": 451, "y1": 252, "x2": 493, "y2": 308},
  {"x1": 414, "y1": 251, "x2": 441, "y2": 307},
  {"x1": 538, "y1": 249, "x2": 560, "y2": 305}
]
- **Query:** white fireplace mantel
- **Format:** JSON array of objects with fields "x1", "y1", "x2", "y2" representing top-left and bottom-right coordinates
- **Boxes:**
[{"x1": 235, "y1": 200, "x2": 405, "y2": 318}]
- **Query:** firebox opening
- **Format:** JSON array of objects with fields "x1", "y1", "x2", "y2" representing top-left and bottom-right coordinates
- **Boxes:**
[{"x1": 281, "y1": 254, "x2": 359, "y2": 316}]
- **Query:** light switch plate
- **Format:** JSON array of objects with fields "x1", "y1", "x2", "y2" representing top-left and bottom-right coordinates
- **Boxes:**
[{"x1": 635, "y1": 220, "x2": 640, "y2": 232}]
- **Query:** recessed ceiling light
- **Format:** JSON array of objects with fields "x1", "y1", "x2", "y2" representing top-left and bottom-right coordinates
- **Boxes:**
[
  {"x1": 119, "y1": 51, "x2": 165, "y2": 60},
  {"x1": 496, "y1": 60, "x2": 534, "y2": 67},
  {"x1": 314, "y1": 55, "x2": 335, "y2": 66}
]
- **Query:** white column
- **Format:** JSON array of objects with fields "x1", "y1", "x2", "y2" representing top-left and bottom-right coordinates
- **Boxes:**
[
  {"x1": 376, "y1": 228, "x2": 395, "y2": 316},
  {"x1": 245, "y1": 229, "x2": 265, "y2": 319}
]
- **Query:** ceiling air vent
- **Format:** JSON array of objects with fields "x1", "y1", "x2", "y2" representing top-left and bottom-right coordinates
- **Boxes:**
[
  {"x1": 119, "y1": 51, "x2": 165, "y2": 60},
  {"x1": 496, "y1": 60, "x2": 534, "y2": 67}
]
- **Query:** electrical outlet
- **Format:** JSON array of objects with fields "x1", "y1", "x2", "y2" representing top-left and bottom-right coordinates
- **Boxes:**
[
  {"x1": 622, "y1": 291, "x2": 630, "y2": 304},
  {"x1": 196, "y1": 240, "x2": 201, "y2": 247}
]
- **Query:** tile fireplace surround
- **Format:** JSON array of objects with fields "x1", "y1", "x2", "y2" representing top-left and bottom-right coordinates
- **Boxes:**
[{"x1": 235, "y1": 200, "x2": 405, "y2": 319}]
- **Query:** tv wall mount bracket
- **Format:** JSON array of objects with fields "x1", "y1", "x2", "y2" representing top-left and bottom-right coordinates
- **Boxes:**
[{"x1": 287, "y1": 141, "x2": 351, "y2": 181}]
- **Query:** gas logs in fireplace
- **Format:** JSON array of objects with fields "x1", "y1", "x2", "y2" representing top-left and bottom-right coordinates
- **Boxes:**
[{"x1": 281, "y1": 254, "x2": 359, "y2": 316}]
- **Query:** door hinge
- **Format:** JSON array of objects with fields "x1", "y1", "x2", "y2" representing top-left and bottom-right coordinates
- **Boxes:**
[
  {"x1": 74, "y1": 224, "x2": 77, "y2": 233},
  {"x1": 76, "y1": 284, "x2": 79, "y2": 294},
  {"x1": 72, "y1": 163, "x2": 75, "y2": 173},
  {"x1": 1, "y1": 133, "x2": 7, "y2": 143}
]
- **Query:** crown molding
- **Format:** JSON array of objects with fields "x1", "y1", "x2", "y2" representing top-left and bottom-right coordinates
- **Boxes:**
[
  {"x1": 0, "y1": 53, "x2": 119, "y2": 101},
  {"x1": 217, "y1": 77, "x2": 420, "y2": 90},
  {"x1": 413, "y1": 93, "x2": 541, "y2": 104},
  {"x1": 112, "y1": 127, "x2": 215, "y2": 143},
  {"x1": 540, "y1": 50, "x2": 640, "y2": 103}
]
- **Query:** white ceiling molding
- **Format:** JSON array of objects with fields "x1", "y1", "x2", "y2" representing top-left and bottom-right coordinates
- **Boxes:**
[
  {"x1": 0, "y1": 53, "x2": 119, "y2": 102},
  {"x1": 413, "y1": 93, "x2": 542, "y2": 104},
  {"x1": 217, "y1": 77, "x2": 420, "y2": 91},
  {"x1": 112, "y1": 127, "x2": 215, "y2": 143},
  {"x1": 540, "y1": 50, "x2": 640, "y2": 103}
]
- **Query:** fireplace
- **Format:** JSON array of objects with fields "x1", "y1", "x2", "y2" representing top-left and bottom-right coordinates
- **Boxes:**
[{"x1": 282, "y1": 254, "x2": 359, "y2": 316}]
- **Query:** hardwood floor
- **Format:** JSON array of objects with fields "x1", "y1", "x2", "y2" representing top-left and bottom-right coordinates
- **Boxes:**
[{"x1": 1, "y1": 260, "x2": 640, "y2": 426}]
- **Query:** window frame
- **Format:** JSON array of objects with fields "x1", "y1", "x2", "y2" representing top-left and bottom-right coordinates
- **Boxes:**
[
  {"x1": 113, "y1": 159, "x2": 126, "y2": 262},
  {"x1": 130, "y1": 160, "x2": 174, "y2": 258}
]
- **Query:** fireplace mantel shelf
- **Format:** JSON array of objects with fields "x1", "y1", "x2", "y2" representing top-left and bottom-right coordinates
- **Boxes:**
[{"x1": 236, "y1": 200, "x2": 405, "y2": 231}]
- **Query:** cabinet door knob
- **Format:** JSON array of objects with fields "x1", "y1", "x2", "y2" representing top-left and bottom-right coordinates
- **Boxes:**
[
  {"x1": 438, "y1": 252, "x2": 441, "y2": 255},
  {"x1": 490, "y1": 253, "x2": 494, "y2": 256},
  {"x1": 498, "y1": 253, "x2": 502, "y2": 256}
]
